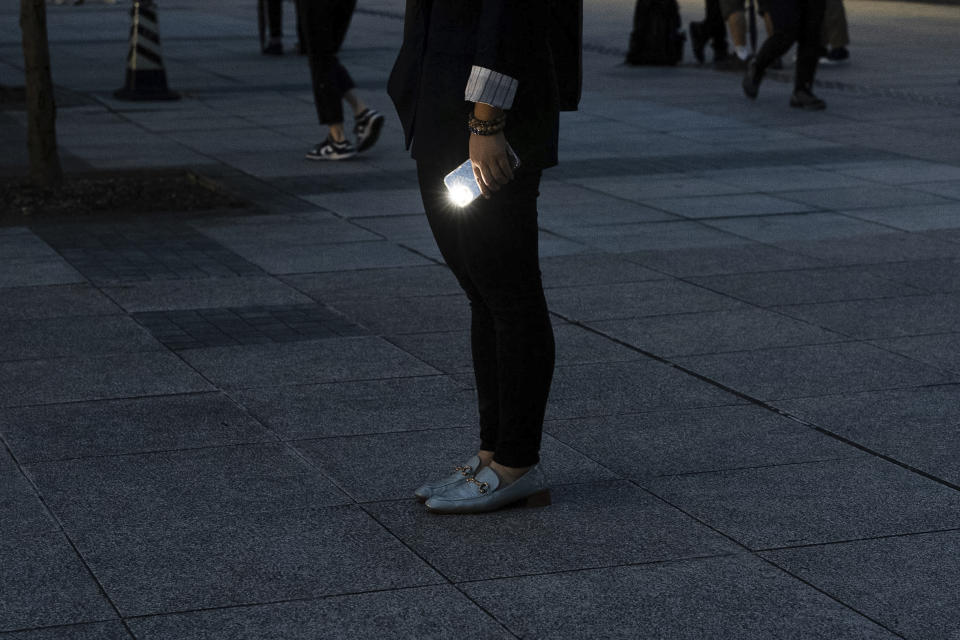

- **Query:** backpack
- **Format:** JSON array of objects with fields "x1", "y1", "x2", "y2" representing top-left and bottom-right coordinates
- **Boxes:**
[{"x1": 625, "y1": 0, "x2": 686, "y2": 66}]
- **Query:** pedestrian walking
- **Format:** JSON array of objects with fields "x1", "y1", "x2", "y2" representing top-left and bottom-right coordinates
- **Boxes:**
[
  {"x1": 820, "y1": 0, "x2": 850, "y2": 63},
  {"x1": 299, "y1": 0, "x2": 384, "y2": 160},
  {"x1": 688, "y1": 0, "x2": 731, "y2": 65},
  {"x1": 742, "y1": 0, "x2": 827, "y2": 109},
  {"x1": 388, "y1": 0, "x2": 581, "y2": 514},
  {"x1": 258, "y1": 0, "x2": 285, "y2": 55}
]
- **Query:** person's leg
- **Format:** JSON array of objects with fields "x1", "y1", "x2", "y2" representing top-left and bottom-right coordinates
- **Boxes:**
[
  {"x1": 300, "y1": 0, "x2": 356, "y2": 132},
  {"x1": 791, "y1": 0, "x2": 827, "y2": 107},
  {"x1": 417, "y1": 161, "x2": 502, "y2": 469},
  {"x1": 455, "y1": 170, "x2": 555, "y2": 481},
  {"x1": 705, "y1": 0, "x2": 730, "y2": 59},
  {"x1": 821, "y1": 0, "x2": 849, "y2": 59},
  {"x1": 743, "y1": 0, "x2": 800, "y2": 97},
  {"x1": 267, "y1": 0, "x2": 283, "y2": 39}
]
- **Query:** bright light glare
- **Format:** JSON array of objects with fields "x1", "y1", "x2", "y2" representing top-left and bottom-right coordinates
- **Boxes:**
[{"x1": 449, "y1": 184, "x2": 475, "y2": 207}]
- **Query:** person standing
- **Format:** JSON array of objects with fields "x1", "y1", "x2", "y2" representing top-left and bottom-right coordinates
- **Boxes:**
[
  {"x1": 388, "y1": 0, "x2": 580, "y2": 514},
  {"x1": 688, "y1": 0, "x2": 731, "y2": 65},
  {"x1": 742, "y1": 0, "x2": 827, "y2": 109},
  {"x1": 299, "y1": 0, "x2": 384, "y2": 159}
]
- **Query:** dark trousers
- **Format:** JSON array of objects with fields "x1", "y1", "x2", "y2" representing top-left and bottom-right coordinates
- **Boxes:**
[
  {"x1": 298, "y1": 0, "x2": 357, "y2": 124},
  {"x1": 755, "y1": 0, "x2": 826, "y2": 89},
  {"x1": 417, "y1": 161, "x2": 555, "y2": 468},
  {"x1": 704, "y1": 0, "x2": 729, "y2": 56},
  {"x1": 265, "y1": 0, "x2": 283, "y2": 38}
]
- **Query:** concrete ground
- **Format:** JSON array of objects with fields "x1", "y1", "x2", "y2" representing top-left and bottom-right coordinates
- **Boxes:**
[{"x1": 2, "y1": 0, "x2": 960, "y2": 638}]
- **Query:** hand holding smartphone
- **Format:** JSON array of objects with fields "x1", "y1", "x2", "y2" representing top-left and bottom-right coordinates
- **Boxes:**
[{"x1": 444, "y1": 143, "x2": 521, "y2": 208}]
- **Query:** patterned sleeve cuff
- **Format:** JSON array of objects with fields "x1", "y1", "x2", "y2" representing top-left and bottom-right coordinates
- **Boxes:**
[{"x1": 464, "y1": 65, "x2": 518, "y2": 110}]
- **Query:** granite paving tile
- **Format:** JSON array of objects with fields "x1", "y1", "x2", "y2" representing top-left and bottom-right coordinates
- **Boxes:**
[
  {"x1": 642, "y1": 193, "x2": 816, "y2": 219},
  {"x1": 568, "y1": 173, "x2": 745, "y2": 200},
  {"x1": 461, "y1": 554, "x2": 898, "y2": 640},
  {"x1": 773, "y1": 293, "x2": 960, "y2": 339},
  {"x1": 704, "y1": 213, "x2": 891, "y2": 243},
  {"x1": 231, "y1": 375, "x2": 474, "y2": 439},
  {"x1": 539, "y1": 198, "x2": 677, "y2": 229},
  {"x1": 0, "y1": 532, "x2": 116, "y2": 633},
  {"x1": 689, "y1": 267, "x2": 922, "y2": 307},
  {"x1": 0, "y1": 230, "x2": 63, "y2": 261},
  {"x1": 0, "y1": 285, "x2": 120, "y2": 320},
  {"x1": 0, "y1": 352, "x2": 214, "y2": 408},
  {"x1": 348, "y1": 214, "x2": 434, "y2": 241},
  {"x1": 0, "y1": 316, "x2": 161, "y2": 361},
  {"x1": 560, "y1": 220, "x2": 747, "y2": 253},
  {"x1": 547, "y1": 279, "x2": 746, "y2": 322},
  {"x1": 387, "y1": 323, "x2": 645, "y2": 375},
  {"x1": 364, "y1": 480, "x2": 739, "y2": 582},
  {"x1": 24, "y1": 444, "x2": 350, "y2": 532},
  {"x1": 100, "y1": 276, "x2": 313, "y2": 312},
  {"x1": 0, "y1": 393, "x2": 275, "y2": 463},
  {"x1": 281, "y1": 265, "x2": 461, "y2": 300},
  {"x1": 776, "y1": 185, "x2": 951, "y2": 210},
  {"x1": 0, "y1": 622, "x2": 130, "y2": 640},
  {"x1": 71, "y1": 505, "x2": 443, "y2": 616},
  {"x1": 223, "y1": 241, "x2": 430, "y2": 274},
  {"x1": 0, "y1": 260, "x2": 85, "y2": 289},
  {"x1": 539, "y1": 252, "x2": 666, "y2": 288},
  {"x1": 910, "y1": 179, "x2": 960, "y2": 200},
  {"x1": 777, "y1": 232, "x2": 960, "y2": 265},
  {"x1": 293, "y1": 428, "x2": 616, "y2": 502},
  {"x1": 643, "y1": 457, "x2": 960, "y2": 550},
  {"x1": 874, "y1": 333, "x2": 960, "y2": 375},
  {"x1": 178, "y1": 336, "x2": 438, "y2": 389},
  {"x1": 588, "y1": 308, "x2": 846, "y2": 357},
  {"x1": 841, "y1": 202, "x2": 960, "y2": 231},
  {"x1": 547, "y1": 404, "x2": 861, "y2": 480},
  {"x1": 762, "y1": 530, "x2": 960, "y2": 640},
  {"x1": 693, "y1": 165, "x2": 875, "y2": 192},
  {"x1": 195, "y1": 214, "x2": 379, "y2": 249},
  {"x1": 824, "y1": 159, "x2": 960, "y2": 184},
  {"x1": 328, "y1": 294, "x2": 469, "y2": 335},
  {"x1": 546, "y1": 360, "x2": 743, "y2": 420},
  {"x1": 0, "y1": 450, "x2": 58, "y2": 538},
  {"x1": 776, "y1": 384, "x2": 960, "y2": 488},
  {"x1": 302, "y1": 189, "x2": 425, "y2": 218},
  {"x1": 622, "y1": 243, "x2": 825, "y2": 277},
  {"x1": 848, "y1": 258, "x2": 960, "y2": 293},
  {"x1": 126, "y1": 586, "x2": 512, "y2": 640},
  {"x1": 675, "y1": 342, "x2": 955, "y2": 400}
]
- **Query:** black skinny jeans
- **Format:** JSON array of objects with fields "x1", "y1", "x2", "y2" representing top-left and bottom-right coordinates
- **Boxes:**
[
  {"x1": 704, "y1": 0, "x2": 729, "y2": 56},
  {"x1": 417, "y1": 161, "x2": 555, "y2": 468},
  {"x1": 298, "y1": 0, "x2": 357, "y2": 124},
  {"x1": 755, "y1": 0, "x2": 826, "y2": 90}
]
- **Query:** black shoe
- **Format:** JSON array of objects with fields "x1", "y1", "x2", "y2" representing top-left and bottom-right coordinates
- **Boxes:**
[
  {"x1": 353, "y1": 108, "x2": 385, "y2": 153},
  {"x1": 305, "y1": 136, "x2": 357, "y2": 160},
  {"x1": 821, "y1": 46, "x2": 850, "y2": 65},
  {"x1": 715, "y1": 54, "x2": 748, "y2": 72},
  {"x1": 790, "y1": 88, "x2": 826, "y2": 111},
  {"x1": 689, "y1": 21, "x2": 708, "y2": 64},
  {"x1": 742, "y1": 57, "x2": 762, "y2": 99}
]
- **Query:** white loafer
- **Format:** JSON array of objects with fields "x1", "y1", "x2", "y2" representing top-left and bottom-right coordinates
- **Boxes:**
[
  {"x1": 424, "y1": 463, "x2": 551, "y2": 514},
  {"x1": 414, "y1": 454, "x2": 481, "y2": 502}
]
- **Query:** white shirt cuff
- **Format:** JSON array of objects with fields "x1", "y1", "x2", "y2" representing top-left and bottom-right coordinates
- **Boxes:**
[{"x1": 464, "y1": 65, "x2": 518, "y2": 110}]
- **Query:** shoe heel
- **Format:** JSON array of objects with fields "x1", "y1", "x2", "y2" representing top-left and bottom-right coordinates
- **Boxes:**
[{"x1": 518, "y1": 489, "x2": 551, "y2": 508}]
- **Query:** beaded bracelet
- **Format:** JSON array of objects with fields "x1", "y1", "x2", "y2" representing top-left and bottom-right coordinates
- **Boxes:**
[{"x1": 468, "y1": 114, "x2": 506, "y2": 136}]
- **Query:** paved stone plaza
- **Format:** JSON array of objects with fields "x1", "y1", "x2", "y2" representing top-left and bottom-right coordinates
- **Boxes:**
[{"x1": 2, "y1": 0, "x2": 960, "y2": 637}]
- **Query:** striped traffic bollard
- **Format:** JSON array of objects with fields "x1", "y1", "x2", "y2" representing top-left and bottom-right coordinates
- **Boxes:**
[{"x1": 114, "y1": 0, "x2": 179, "y2": 100}]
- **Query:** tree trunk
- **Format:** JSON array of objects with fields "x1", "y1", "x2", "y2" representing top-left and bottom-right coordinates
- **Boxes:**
[{"x1": 20, "y1": 0, "x2": 62, "y2": 188}]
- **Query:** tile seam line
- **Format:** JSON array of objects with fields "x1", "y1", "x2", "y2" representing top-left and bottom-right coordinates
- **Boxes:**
[
  {"x1": 0, "y1": 432, "x2": 138, "y2": 638},
  {"x1": 754, "y1": 525, "x2": 960, "y2": 553},
  {"x1": 552, "y1": 309, "x2": 960, "y2": 494}
]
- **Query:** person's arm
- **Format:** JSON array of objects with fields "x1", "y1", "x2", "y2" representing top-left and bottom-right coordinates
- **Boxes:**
[{"x1": 465, "y1": 1, "x2": 538, "y2": 196}]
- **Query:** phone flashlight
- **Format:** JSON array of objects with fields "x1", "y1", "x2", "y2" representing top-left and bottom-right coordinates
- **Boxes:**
[{"x1": 443, "y1": 145, "x2": 521, "y2": 208}]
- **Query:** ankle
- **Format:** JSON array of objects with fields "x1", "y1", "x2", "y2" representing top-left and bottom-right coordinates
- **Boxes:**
[{"x1": 488, "y1": 460, "x2": 532, "y2": 485}]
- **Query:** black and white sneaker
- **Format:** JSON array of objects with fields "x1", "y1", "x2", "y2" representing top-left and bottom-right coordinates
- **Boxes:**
[
  {"x1": 353, "y1": 108, "x2": 384, "y2": 152},
  {"x1": 305, "y1": 137, "x2": 356, "y2": 161}
]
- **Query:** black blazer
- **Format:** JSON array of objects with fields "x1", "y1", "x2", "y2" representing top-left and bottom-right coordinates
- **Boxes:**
[{"x1": 388, "y1": 1, "x2": 574, "y2": 172}]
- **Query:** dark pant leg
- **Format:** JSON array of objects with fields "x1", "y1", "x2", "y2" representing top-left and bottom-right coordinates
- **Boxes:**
[
  {"x1": 417, "y1": 162, "x2": 555, "y2": 468},
  {"x1": 299, "y1": 0, "x2": 358, "y2": 125},
  {"x1": 795, "y1": 0, "x2": 826, "y2": 88},
  {"x1": 705, "y1": 0, "x2": 729, "y2": 56},
  {"x1": 754, "y1": 0, "x2": 800, "y2": 72},
  {"x1": 266, "y1": 0, "x2": 283, "y2": 38}
]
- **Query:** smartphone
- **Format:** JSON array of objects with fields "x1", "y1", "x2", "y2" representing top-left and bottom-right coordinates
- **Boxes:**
[{"x1": 443, "y1": 144, "x2": 521, "y2": 207}]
